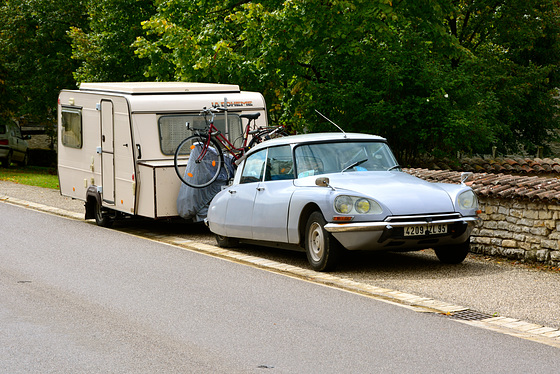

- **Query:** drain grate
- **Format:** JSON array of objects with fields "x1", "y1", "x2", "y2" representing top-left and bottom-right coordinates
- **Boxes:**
[{"x1": 449, "y1": 309, "x2": 494, "y2": 321}]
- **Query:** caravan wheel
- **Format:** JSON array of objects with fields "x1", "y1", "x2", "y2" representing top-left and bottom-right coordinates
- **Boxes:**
[{"x1": 94, "y1": 199, "x2": 114, "y2": 228}]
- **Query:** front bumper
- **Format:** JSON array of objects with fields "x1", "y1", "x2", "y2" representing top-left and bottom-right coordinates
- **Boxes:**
[{"x1": 325, "y1": 216, "x2": 480, "y2": 251}]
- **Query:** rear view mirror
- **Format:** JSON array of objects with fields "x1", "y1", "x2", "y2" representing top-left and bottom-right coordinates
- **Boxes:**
[
  {"x1": 315, "y1": 177, "x2": 330, "y2": 187},
  {"x1": 461, "y1": 172, "x2": 473, "y2": 185}
]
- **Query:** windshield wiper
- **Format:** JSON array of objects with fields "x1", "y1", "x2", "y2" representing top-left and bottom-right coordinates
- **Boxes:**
[
  {"x1": 387, "y1": 165, "x2": 401, "y2": 171},
  {"x1": 342, "y1": 158, "x2": 368, "y2": 173}
]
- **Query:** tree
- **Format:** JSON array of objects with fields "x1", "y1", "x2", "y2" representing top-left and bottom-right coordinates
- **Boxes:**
[
  {"x1": 0, "y1": 0, "x2": 87, "y2": 133},
  {"x1": 4, "y1": 0, "x2": 558, "y2": 163},
  {"x1": 133, "y1": 0, "x2": 560, "y2": 162},
  {"x1": 445, "y1": 0, "x2": 560, "y2": 156},
  {"x1": 69, "y1": 0, "x2": 156, "y2": 82}
]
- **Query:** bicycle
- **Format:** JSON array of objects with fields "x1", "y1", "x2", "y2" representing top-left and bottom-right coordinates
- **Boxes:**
[{"x1": 173, "y1": 107, "x2": 288, "y2": 188}]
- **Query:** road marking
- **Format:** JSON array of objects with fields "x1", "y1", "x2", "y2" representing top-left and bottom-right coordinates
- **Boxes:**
[{"x1": 4, "y1": 194, "x2": 560, "y2": 349}]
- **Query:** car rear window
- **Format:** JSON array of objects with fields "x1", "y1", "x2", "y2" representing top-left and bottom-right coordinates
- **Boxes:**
[{"x1": 0, "y1": 124, "x2": 6, "y2": 134}]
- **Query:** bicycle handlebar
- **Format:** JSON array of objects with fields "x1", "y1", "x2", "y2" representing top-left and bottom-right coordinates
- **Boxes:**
[{"x1": 201, "y1": 106, "x2": 228, "y2": 115}]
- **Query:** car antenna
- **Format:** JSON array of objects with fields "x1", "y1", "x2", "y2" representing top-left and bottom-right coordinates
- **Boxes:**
[{"x1": 315, "y1": 109, "x2": 346, "y2": 138}]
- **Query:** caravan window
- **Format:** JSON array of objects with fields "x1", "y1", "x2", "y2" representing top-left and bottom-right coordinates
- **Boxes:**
[
  {"x1": 61, "y1": 108, "x2": 82, "y2": 149},
  {"x1": 158, "y1": 113, "x2": 243, "y2": 155}
]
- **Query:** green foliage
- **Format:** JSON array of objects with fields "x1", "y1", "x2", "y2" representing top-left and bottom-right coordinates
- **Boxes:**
[
  {"x1": 69, "y1": 0, "x2": 156, "y2": 82},
  {"x1": 133, "y1": 0, "x2": 560, "y2": 162},
  {"x1": 0, "y1": 0, "x2": 87, "y2": 127},
  {"x1": 2, "y1": 0, "x2": 560, "y2": 163}
]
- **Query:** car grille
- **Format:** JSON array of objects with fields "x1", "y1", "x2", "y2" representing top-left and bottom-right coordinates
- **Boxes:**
[{"x1": 378, "y1": 213, "x2": 467, "y2": 244}]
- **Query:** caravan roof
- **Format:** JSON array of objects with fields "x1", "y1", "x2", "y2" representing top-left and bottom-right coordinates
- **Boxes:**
[
  {"x1": 69, "y1": 82, "x2": 264, "y2": 113},
  {"x1": 79, "y1": 82, "x2": 241, "y2": 95}
]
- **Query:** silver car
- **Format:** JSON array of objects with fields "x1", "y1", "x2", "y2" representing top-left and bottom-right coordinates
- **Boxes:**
[
  {"x1": 206, "y1": 132, "x2": 480, "y2": 271},
  {"x1": 0, "y1": 121, "x2": 29, "y2": 167}
]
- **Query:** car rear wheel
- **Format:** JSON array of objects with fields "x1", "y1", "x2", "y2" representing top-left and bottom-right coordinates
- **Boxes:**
[
  {"x1": 1, "y1": 151, "x2": 12, "y2": 167},
  {"x1": 305, "y1": 211, "x2": 341, "y2": 271},
  {"x1": 434, "y1": 240, "x2": 470, "y2": 264},
  {"x1": 215, "y1": 234, "x2": 239, "y2": 248}
]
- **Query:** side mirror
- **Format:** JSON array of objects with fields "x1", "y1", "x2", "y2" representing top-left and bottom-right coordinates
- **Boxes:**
[
  {"x1": 315, "y1": 177, "x2": 330, "y2": 187},
  {"x1": 461, "y1": 172, "x2": 473, "y2": 185}
]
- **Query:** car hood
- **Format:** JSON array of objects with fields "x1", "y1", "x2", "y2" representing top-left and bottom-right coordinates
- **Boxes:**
[{"x1": 295, "y1": 171, "x2": 455, "y2": 215}]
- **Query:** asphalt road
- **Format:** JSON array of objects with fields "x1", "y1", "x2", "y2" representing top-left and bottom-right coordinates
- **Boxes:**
[
  {"x1": 3, "y1": 202, "x2": 560, "y2": 373},
  {"x1": 1, "y1": 180, "x2": 560, "y2": 332}
]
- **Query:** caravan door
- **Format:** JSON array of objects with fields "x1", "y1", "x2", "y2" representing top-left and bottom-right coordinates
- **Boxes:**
[{"x1": 100, "y1": 100, "x2": 115, "y2": 204}]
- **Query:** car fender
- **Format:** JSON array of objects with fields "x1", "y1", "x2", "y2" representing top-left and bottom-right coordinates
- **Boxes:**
[
  {"x1": 207, "y1": 188, "x2": 230, "y2": 236},
  {"x1": 287, "y1": 186, "x2": 335, "y2": 245}
]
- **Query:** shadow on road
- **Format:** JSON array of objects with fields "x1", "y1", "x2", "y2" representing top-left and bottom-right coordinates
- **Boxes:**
[{"x1": 112, "y1": 216, "x2": 505, "y2": 281}]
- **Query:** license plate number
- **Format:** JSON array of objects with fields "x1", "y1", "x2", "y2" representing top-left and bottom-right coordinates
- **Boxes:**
[{"x1": 404, "y1": 224, "x2": 447, "y2": 237}]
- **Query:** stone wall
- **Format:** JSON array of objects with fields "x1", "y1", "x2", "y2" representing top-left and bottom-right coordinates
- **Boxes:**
[
  {"x1": 404, "y1": 168, "x2": 560, "y2": 267},
  {"x1": 472, "y1": 197, "x2": 560, "y2": 266}
]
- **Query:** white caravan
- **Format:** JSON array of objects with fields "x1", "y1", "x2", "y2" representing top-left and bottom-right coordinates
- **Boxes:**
[{"x1": 57, "y1": 82, "x2": 267, "y2": 226}]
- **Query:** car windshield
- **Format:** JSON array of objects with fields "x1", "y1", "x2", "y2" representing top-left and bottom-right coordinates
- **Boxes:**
[{"x1": 294, "y1": 141, "x2": 399, "y2": 178}]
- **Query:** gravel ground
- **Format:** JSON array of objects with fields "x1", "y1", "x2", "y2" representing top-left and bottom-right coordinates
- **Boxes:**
[{"x1": 2, "y1": 180, "x2": 560, "y2": 331}]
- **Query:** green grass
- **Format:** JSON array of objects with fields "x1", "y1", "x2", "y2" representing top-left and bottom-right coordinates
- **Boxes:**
[{"x1": 0, "y1": 166, "x2": 59, "y2": 189}]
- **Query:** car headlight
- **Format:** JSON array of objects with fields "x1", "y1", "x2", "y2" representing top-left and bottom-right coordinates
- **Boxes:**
[
  {"x1": 335, "y1": 196, "x2": 353, "y2": 214},
  {"x1": 458, "y1": 190, "x2": 479, "y2": 210},
  {"x1": 334, "y1": 195, "x2": 382, "y2": 215}
]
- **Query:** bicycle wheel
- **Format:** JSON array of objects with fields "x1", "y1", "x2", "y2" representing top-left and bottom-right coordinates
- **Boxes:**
[
  {"x1": 248, "y1": 127, "x2": 289, "y2": 148},
  {"x1": 174, "y1": 134, "x2": 224, "y2": 188}
]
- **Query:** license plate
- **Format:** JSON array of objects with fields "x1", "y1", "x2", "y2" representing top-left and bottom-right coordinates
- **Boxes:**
[{"x1": 404, "y1": 224, "x2": 447, "y2": 237}]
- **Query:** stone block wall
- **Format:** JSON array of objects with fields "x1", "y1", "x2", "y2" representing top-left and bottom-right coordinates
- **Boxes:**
[
  {"x1": 404, "y1": 168, "x2": 560, "y2": 267},
  {"x1": 470, "y1": 197, "x2": 560, "y2": 266}
]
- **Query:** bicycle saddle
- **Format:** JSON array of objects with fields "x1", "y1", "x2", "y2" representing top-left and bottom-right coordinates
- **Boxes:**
[{"x1": 239, "y1": 112, "x2": 261, "y2": 120}]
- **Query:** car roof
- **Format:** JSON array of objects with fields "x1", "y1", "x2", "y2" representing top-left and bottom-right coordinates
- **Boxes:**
[{"x1": 247, "y1": 132, "x2": 387, "y2": 154}]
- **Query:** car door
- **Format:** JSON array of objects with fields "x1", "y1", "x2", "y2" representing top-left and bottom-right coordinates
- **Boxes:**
[
  {"x1": 223, "y1": 149, "x2": 267, "y2": 238},
  {"x1": 11, "y1": 124, "x2": 27, "y2": 161},
  {"x1": 251, "y1": 145, "x2": 294, "y2": 242}
]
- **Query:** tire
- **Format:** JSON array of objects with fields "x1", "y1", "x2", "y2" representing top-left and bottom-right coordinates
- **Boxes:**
[
  {"x1": 94, "y1": 198, "x2": 114, "y2": 228},
  {"x1": 434, "y1": 240, "x2": 470, "y2": 264},
  {"x1": 174, "y1": 134, "x2": 223, "y2": 188},
  {"x1": 248, "y1": 127, "x2": 289, "y2": 148},
  {"x1": 1, "y1": 151, "x2": 12, "y2": 167},
  {"x1": 304, "y1": 211, "x2": 342, "y2": 271},
  {"x1": 215, "y1": 234, "x2": 239, "y2": 248},
  {"x1": 18, "y1": 152, "x2": 28, "y2": 167}
]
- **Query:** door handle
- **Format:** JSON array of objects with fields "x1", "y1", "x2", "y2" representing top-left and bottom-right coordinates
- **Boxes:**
[
  {"x1": 256, "y1": 187, "x2": 265, "y2": 191},
  {"x1": 229, "y1": 190, "x2": 236, "y2": 194}
]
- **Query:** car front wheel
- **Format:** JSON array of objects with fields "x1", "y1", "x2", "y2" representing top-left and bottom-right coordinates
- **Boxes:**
[
  {"x1": 305, "y1": 211, "x2": 341, "y2": 272},
  {"x1": 215, "y1": 234, "x2": 239, "y2": 248},
  {"x1": 434, "y1": 240, "x2": 470, "y2": 264},
  {"x1": 18, "y1": 152, "x2": 28, "y2": 167}
]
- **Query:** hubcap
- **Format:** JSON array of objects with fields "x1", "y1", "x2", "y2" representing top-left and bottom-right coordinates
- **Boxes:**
[{"x1": 308, "y1": 222, "x2": 324, "y2": 262}]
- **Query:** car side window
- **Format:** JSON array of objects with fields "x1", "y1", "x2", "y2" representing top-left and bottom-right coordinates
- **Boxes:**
[
  {"x1": 14, "y1": 126, "x2": 22, "y2": 138},
  {"x1": 265, "y1": 145, "x2": 293, "y2": 181},
  {"x1": 240, "y1": 149, "x2": 267, "y2": 184},
  {"x1": 294, "y1": 145, "x2": 326, "y2": 178}
]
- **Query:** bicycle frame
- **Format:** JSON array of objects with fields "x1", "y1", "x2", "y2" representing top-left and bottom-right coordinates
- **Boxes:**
[{"x1": 191, "y1": 110, "x2": 259, "y2": 161}]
